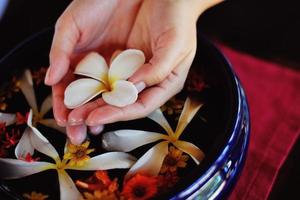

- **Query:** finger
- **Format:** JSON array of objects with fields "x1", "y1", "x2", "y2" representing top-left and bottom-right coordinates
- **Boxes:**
[
  {"x1": 89, "y1": 125, "x2": 105, "y2": 135},
  {"x1": 52, "y1": 71, "x2": 74, "y2": 127},
  {"x1": 66, "y1": 124, "x2": 87, "y2": 145},
  {"x1": 45, "y1": 15, "x2": 80, "y2": 85},
  {"x1": 129, "y1": 31, "x2": 188, "y2": 86},
  {"x1": 68, "y1": 98, "x2": 105, "y2": 125}
]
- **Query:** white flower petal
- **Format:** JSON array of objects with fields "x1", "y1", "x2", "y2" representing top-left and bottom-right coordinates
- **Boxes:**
[
  {"x1": 175, "y1": 97, "x2": 203, "y2": 138},
  {"x1": 19, "y1": 70, "x2": 38, "y2": 114},
  {"x1": 0, "y1": 112, "x2": 16, "y2": 126},
  {"x1": 15, "y1": 127, "x2": 34, "y2": 159},
  {"x1": 74, "y1": 52, "x2": 109, "y2": 83},
  {"x1": 102, "y1": 130, "x2": 166, "y2": 152},
  {"x1": 26, "y1": 109, "x2": 34, "y2": 127},
  {"x1": 102, "y1": 80, "x2": 138, "y2": 107},
  {"x1": 28, "y1": 125, "x2": 60, "y2": 162},
  {"x1": 148, "y1": 109, "x2": 174, "y2": 136},
  {"x1": 64, "y1": 78, "x2": 106, "y2": 109},
  {"x1": 109, "y1": 49, "x2": 145, "y2": 83},
  {"x1": 126, "y1": 141, "x2": 169, "y2": 178},
  {"x1": 39, "y1": 95, "x2": 52, "y2": 118},
  {"x1": 173, "y1": 140, "x2": 205, "y2": 165},
  {"x1": 39, "y1": 119, "x2": 66, "y2": 133},
  {"x1": 0, "y1": 158, "x2": 55, "y2": 179},
  {"x1": 66, "y1": 152, "x2": 136, "y2": 171},
  {"x1": 57, "y1": 170, "x2": 82, "y2": 200}
]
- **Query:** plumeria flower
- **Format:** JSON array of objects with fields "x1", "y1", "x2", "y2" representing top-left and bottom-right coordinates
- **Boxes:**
[
  {"x1": 10, "y1": 69, "x2": 65, "y2": 159},
  {"x1": 102, "y1": 97, "x2": 205, "y2": 178},
  {"x1": 18, "y1": 69, "x2": 65, "y2": 133},
  {"x1": 0, "y1": 127, "x2": 136, "y2": 200},
  {"x1": 64, "y1": 49, "x2": 145, "y2": 108}
]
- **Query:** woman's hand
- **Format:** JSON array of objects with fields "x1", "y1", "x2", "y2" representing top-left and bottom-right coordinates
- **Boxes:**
[{"x1": 45, "y1": 0, "x2": 223, "y2": 144}]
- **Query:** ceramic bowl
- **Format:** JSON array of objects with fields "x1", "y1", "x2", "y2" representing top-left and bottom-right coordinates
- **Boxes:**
[{"x1": 0, "y1": 28, "x2": 250, "y2": 200}]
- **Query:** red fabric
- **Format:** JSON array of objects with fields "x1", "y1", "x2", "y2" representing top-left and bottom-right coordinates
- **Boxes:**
[{"x1": 218, "y1": 45, "x2": 300, "y2": 200}]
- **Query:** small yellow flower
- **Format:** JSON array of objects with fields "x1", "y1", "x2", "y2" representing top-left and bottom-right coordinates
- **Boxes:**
[
  {"x1": 82, "y1": 190, "x2": 118, "y2": 200},
  {"x1": 23, "y1": 191, "x2": 48, "y2": 200},
  {"x1": 64, "y1": 141, "x2": 95, "y2": 167},
  {"x1": 160, "y1": 146, "x2": 189, "y2": 174}
]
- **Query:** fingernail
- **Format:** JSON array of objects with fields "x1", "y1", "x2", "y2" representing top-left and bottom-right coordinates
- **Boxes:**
[
  {"x1": 89, "y1": 124, "x2": 104, "y2": 135},
  {"x1": 135, "y1": 82, "x2": 146, "y2": 93},
  {"x1": 67, "y1": 125, "x2": 87, "y2": 145},
  {"x1": 44, "y1": 67, "x2": 51, "y2": 85}
]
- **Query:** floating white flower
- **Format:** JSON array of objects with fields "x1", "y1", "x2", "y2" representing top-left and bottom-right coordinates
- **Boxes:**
[
  {"x1": 102, "y1": 97, "x2": 205, "y2": 178},
  {"x1": 9, "y1": 69, "x2": 65, "y2": 159},
  {"x1": 0, "y1": 69, "x2": 65, "y2": 159},
  {"x1": 0, "y1": 127, "x2": 136, "y2": 200},
  {"x1": 64, "y1": 49, "x2": 145, "y2": 108}
]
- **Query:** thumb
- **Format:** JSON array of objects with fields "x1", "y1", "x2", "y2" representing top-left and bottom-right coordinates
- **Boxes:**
[{"x1": 45, "y1": 17, "x2": 79, "y2": 86}]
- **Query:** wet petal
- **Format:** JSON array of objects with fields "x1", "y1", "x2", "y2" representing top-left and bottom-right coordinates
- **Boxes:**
[
  {"x1": 39, "y1": 119, "x2": 66, "y2": 133},
  {"x1": 15, "y1": 128, "x2": 34, "y2": 159},
  {"x1": 0, "y1": 112, "x2": 16, "y2": 126},
  {"x1": 102, "y1": 80, "x2": 138, "y2": 107},
  {"x1": 74, "y1": 52, "x2": 109, "y2": 83},
  {"x1": 148, "y1": 109, "x2": 174, "y2": 136},
  {"x1": 0, "y1": 158, "x2": 55, "y2": 179},
  {"x1": 109, "y1": 49, "x2": 145, "y2": 83},
  {"x1": 173, "y1": 140, "x2": 205, "y2": 165},
  {"x1": 57, "y1": 170, "x2": 82, "y2": 200},
  {"x1": 175, "y1": 97, "x2": 203, "y2": 138},
  {"x1": 102, "y1": 130, "x2": 167, "y2": 152},
  {"x1": 126, "y1": 141, "x2": 169, "y2": 178},
  {"x1": 39, "y1": 95, "x2": 52, "y2": 118},
  {"x1": 64, "y1": 78, "x2": 106, "y2": 109},
  {"x1": 66, "y1": 152, "x2": 136, "y2": 170},
  {"x1": 19, "y1": 70, "x2": 38, "y2": 114}
]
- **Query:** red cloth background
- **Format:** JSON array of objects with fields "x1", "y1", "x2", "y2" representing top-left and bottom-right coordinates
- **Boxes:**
[{"x1": 218, "y1": 45, "x2": 300, "y2": 200}]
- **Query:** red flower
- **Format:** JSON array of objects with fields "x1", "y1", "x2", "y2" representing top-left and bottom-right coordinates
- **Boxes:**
[
  {"x1": 20, "y1": 153, "x2": 40, "y2": 162},
  {"x1": 16, "y1": 112, "x2": 29, "y2": 125},
  {"x1": 122, "y1": 174, "x2": 157, "y2": 200},
  {"x1": 2, "y1": 130, "x2": 20, "y2": 149}
]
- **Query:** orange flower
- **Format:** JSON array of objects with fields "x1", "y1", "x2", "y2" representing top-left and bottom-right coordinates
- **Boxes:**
[
  {"x1": 82, "y1": 190, "x2": 118, "y2": 200},
  {"x1": 23, "y1": 191, "x2": 48, "y2": 200},
  {"x1": 122, "y1": 174, "x2": 157, "y2": 200},
  {"x1": 160, "y1": 146, "x2": 189, "y2": 174},
  {"x1": 161, "y1": 97, "x2": 184, "y2": 117},
  {"x1": 76, "y1": 171, "x2": 119, "y2": 193},
  {"x1": 0, "y1": 102, "x2": 7, "y2": 111}
]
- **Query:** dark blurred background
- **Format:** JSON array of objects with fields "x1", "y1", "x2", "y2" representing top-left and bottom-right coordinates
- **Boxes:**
[{"x1": 0, "y1": 0, "x2": 299, "y2": 199}]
